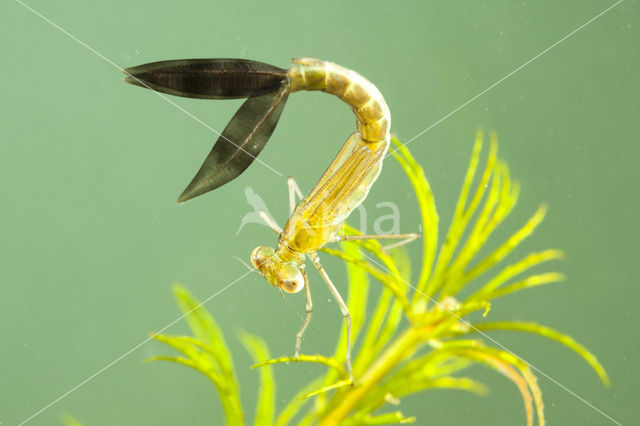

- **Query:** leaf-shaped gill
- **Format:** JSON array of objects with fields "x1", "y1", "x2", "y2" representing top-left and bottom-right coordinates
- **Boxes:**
[
  {"x1": 178, "y1": 86, "x2": 289, "y2": 202},
  {"x1": 123, "y1": 58, "x2": 287, "y2": 100}
]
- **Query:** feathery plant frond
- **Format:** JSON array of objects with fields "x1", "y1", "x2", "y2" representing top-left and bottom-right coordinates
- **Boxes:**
[
  {"x1": 146, "y1": 285, "x2": 244, "y2": 425},
  {"x1": 148, "y1": 131, "x2": 608, "y2": 426}
]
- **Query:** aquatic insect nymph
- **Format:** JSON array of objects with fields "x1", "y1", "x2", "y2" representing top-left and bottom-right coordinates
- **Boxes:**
[{"x1": 124, "y1": 57, "x2": 418, "y2": 382}]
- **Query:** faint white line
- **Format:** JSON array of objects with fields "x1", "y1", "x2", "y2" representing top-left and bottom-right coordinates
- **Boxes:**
[
  {"x1": 14, "y1": 0, "x2": 284, "y2": 178},
  {"x1": 13, "y1": 0, "x2": 624, "y2": 424},
  {"x1": 387, "y1": 0, "x2": 624, "y2": 158},
  {"x1": 17, "y1": 267, "x2": 256, "y2": 425},
  {"x1": 359, "y1": 251, "x2": 622, "y2": 425},
  {"x1": 382, "y1": 3, "x2": 624, "y2": 420},
  {"x1": 11, "y1": 1, "x2": 284, "y2": 423}
]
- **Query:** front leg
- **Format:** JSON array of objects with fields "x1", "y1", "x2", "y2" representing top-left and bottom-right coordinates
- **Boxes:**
[{"x1": 295, "y1": 269, "x2": 312, "y2": 358}]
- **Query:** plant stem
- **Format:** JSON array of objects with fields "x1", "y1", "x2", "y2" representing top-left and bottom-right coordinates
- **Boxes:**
[{"x1": 319, "y1": 326, "x2": 424, "y2": 424}]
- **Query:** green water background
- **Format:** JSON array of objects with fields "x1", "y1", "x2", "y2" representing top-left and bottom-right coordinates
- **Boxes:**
[{"x1": 1, "y1": 1, "x2": 638, "y2": 425}]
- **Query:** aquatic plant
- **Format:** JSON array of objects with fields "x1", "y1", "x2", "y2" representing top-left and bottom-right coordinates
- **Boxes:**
[{"x1": 148, "y1": 131, "x2": 608, "y2": 425}]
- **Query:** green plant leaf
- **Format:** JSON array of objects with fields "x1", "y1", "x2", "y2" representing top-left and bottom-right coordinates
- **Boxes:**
[
  {"x1": 423, "y1": 130, "x2": 497, "y2": 300},
  {"x1": 468, "y1": 249, "x2": 564, "y2": 302},
  {"x1": 388, "y1": 375, "x2": 488, "y2": 399},
  {"x1": 484, "y1": 272, "x2": 566, "y2": 300},
  {"x1": 147, "y1": 132, "x2": 609, "y2": 426},
  {"x1": 391, "y1": 136, "x2": 438, "y2": 301},
  {"x1": 172, "y1": 284, "x2": 235, "y2": 376},
  {"x1": 238, "y1": 331, "x2": 275, "y2": 426},
  {"x1": 322, "y1": 246, "x2": 411, "y2": 316},
  {"x1": 148, "y1": 334, "x2": 220, "y2": 384},
  {"x1": 314, "y1": 239, "x2": 370, "y2": 406},
  {"x1": 152, "y1": 285, "x2": 244, "y2": 425},
  {"x1": 345, "y1": 410, "x2": 416, "y2": 425},
  {"x1": 300, "y1": 379, "x2": 353, "y2": 399},
  {"x1": 60, "y1": 413, "x2": 84, "y2": 426},
  {"x1": 275, "y1": 377, "x2": 323, "y2": 426},
  {"x1": 354, "y1": 288, "x2": 394, "y2": 375},
  {"x1": 342, "y1": 238, "x2": 370, "y2": 346},
  {"x1": 445, "y1": 345, "x2": 545, "y2": 426},
  {"x1": 252, "y1": 354, "x2": 346, "y2": 376},
  {"x1": 470, "y1": 321, "x2": 610, "y2": 386},
  {"x1": 463, "y1": 205, "x2": 554, "y2": 293}
]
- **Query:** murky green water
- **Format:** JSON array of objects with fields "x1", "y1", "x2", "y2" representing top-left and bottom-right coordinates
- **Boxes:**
[{"x1": 2, "y1": 1, "x2": 637, "y2": 425}]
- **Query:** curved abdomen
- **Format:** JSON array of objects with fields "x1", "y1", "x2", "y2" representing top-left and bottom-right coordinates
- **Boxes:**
[
  {"x1": 287, "y1": 58, "x2": 391, "y2": 145},
  {"x1": 278, "y1": 58, "x2": 391, "y2": 256}
]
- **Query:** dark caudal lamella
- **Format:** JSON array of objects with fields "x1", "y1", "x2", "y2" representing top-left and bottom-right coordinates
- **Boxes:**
[
  {"x1": 177, "y1": 86, "x2": 289, "y2": 202},
  {"x1": 123, "y1": 58, "x2": 287, "y2": 100}
]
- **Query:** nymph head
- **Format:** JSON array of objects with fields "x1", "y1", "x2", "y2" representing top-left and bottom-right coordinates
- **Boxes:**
[{"x1": 250, "y1": 246, "x2": 304, "y2": 293}]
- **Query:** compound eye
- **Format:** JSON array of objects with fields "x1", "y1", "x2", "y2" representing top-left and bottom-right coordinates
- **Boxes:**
[
  {"x1": 280, "y1": 278, "x2": 304, "y2": 293},
  {"x1": 278, "y1": 263, "x2": 304, "y2": 293},
  {"x1": 251, "y1": 246, "x2": 275, "y2": 268}
]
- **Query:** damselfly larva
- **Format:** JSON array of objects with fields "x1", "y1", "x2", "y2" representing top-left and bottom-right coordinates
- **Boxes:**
[{"x1": 124, "y1": 57, "x2": 418, "y2": 383}]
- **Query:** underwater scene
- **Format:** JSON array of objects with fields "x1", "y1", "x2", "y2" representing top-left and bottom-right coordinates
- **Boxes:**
[{"x1": 2, "y1": 1, "x2": 638, "y2": 425}]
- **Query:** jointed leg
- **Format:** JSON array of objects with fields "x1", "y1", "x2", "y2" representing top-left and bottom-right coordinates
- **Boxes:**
[
  {"x1": 308, "y1": 252, "x2": 354, "y2": 383},
  {"x1": 258, "y1": 210, "x2": 282, "y2": 234},
  {"x1": 295, "y1": 269, "x2": 312, "y2": 358},
  {"x1": 334, "y1": 232, "x2": 420, "y2": 251},
  {"x1": 258, "y1": 176, "x2": 304, "y2": 233},
  {"x1": 287, "y1": 176, "x2": 304, "y2": 215}
]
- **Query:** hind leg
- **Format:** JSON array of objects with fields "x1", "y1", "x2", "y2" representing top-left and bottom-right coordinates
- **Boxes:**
[{"x1": 334, "y1": 232, "x2": 420, "y2": 251}]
